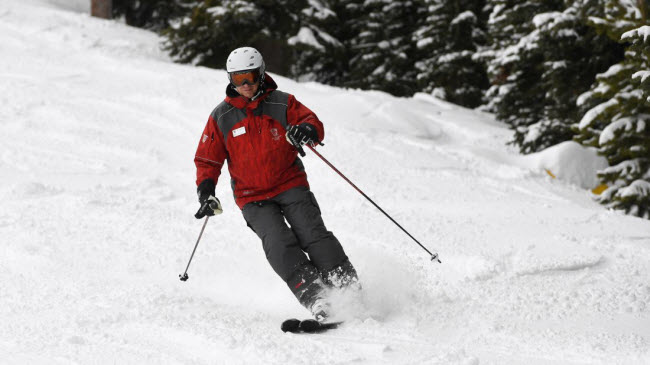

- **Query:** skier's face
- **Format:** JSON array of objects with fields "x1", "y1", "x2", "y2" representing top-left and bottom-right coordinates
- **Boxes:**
[{"x1": 236, "y1": 81, "x2": 259, "y2": 99}]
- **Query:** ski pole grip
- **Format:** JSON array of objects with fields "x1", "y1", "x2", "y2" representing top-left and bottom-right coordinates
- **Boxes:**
[
  {"x1": 296, "y1": 143, "x2": 306, "y2": 157},
  {"x1": 288, "y1": 134, "x2": 306, "y2": 156}
]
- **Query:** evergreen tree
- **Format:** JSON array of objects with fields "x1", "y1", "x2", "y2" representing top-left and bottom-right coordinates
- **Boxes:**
[
  {"x1": 481, "y1": 0, "x2": 565, "y2": 152},
  {"x1": 414, "y1": 0, "x2": 489, "y2": 108},
  {"x1": 162, "y1": 0, "x2": 305, "y2": 75},
  {"x1": 346, "y1": 0, "x2": 423, "y2": 97},
  {"x1": 575, "y1": 1, "x2": 650, "y2": 218},
  {"x1": 112, "y1": 0, "x2": 188, "y2": 31},
  {"x1": 481, "y1": 0, "x2": 623, "y2": 154},
  {"x1": 517, "y1": 0, "x2": 624, "y2": 153},
  {"x1": 287, "y1": 0, "x2": 347, "y2": 84}
]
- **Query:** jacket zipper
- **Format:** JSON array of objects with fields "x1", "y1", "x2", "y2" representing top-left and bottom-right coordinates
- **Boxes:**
[{"x1": 247, "y1": 106, "x2": 269, "y2": 193}]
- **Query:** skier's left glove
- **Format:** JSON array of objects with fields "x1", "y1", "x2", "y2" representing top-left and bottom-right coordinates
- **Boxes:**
[
  {"x1": 286, "y1": 123, "x2": 319, "y2": 147},
  {"x1": 195, "y1": 179, "x2": 223, "y2": 219}
]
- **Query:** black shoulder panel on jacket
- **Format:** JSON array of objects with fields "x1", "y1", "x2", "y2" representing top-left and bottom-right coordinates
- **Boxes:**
[
  {"x1": 212, "y1": 101, "x2": 246, "y2": 145},
  {"x1": 261, "y1": 90, "x2": 290, "y2": 130}
]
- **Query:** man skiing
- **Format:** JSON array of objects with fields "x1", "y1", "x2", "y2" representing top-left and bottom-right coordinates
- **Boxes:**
[{"x1": 193, "y1": 46, "x2": 359, "y2": 322}]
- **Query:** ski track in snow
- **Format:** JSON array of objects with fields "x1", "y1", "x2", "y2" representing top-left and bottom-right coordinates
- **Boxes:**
[{"x1": 1, "y1": 1, "x2": 650, "y2": 364}]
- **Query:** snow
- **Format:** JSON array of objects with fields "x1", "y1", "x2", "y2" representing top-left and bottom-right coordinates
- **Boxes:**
[
  {"x1": 36, "y1": 0, "x2": 88, "y2": 13},
  {"x1": 578, "y1": 98, "x2": 619, "y2": 129},
  {"x1": 206, "y1": 6, "x2": 227, "y2": 17},
  {"x1": 633, "y1": 70, "x2": 650, "y2": 83},
  {"x1": 314, "y1": 26, "x2": 343, "y2": 48},
  {"x1": 598, "y1": 63, "x2": 630, "y2": 80},
  {"x1": 288, "y1": 27, "x2": 325, "y2": 51},
  {"x1": 546, "y1": 61, "x2": 567, "y2": 70},
  {"x1": 450, "y1": 11, "x2": 476, "y2": 26},
  {"x1": 588, "y1": 16, "x2": 608, "y2": 27},
  {"x1": 532, "y1": 11, "x2": 578, "y2": 40},
  {"x1": 602, "y1": 160, "x2": 644, "y2": 178},
  {"x1": 438, "y1": 50, "x2": 473, "y2": 64},
  {"x1": 522, "y1": 121, "x2": 543, "y2": 144},
  {"x1": 576, "y1": 90, "x2": 593, "y2": 107},
  {"x1": 487, "y1": 4, "x2": 507, "y2": 25},
  {"x1": 599, "y1": 117, "x2": 636, "y2": 145},
  {"x1": 303, "y1": 0, "x2": 337, "y2": 20},
  {"x1": 617, "y1": 180, "x2": 650, "y2": 198},
  {"x1": 2, "y1": 1, "x2": 650, "y2": 364},
  {"x1": 557, "y1": 28, "x2": 579, "y2": 38},
  {"x1": 532, "y1": 11, "x2": 563, "y2": 28},
  {"x1": 622, "y1": 25, "x2": 650, "y2": 42},
  {"x1": 519, "y1": 141, "x2": 608, "y2": 189},
  {"x1": 377, "y1": 40, "x2": 390, "y2": 49},
  {"x1": 235, "y1": 1, "x2": 257, "y2": 12},
  {"x1": 416, "y1": 37, "x2": 434, "y2": 49},
  {"x1": 494, "y1": 28, "x2": 542, "y2": 68}
]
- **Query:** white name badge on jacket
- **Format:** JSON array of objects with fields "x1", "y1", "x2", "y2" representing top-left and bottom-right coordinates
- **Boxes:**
[{"x1": 233, "y1": 126, "x2": 246, "y2": 137}]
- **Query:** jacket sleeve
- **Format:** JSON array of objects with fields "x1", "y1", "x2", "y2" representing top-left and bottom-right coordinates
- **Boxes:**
[
  {"x1": 286, "y1": 94, "x2": 325, "y2": 142},
  {"x1": 194, "y1": 115, "x2": 227, "y2": 186}
]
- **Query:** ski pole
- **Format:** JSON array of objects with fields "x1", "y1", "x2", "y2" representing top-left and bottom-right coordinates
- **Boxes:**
[
  {"x1": 179, "y1": 216, "x2": 210, "y2": 281},
  {"x1": 306, "y1": 144, "x2": 441, "y2": 263}
]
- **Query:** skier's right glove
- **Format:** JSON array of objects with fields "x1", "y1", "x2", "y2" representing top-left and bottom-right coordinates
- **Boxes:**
[
  {"x1": 286, "y1": 123, "x2": 319, "y2": 147},
  {"x1": 195, "y1": 179, "x2": 223, "y2": 219}
]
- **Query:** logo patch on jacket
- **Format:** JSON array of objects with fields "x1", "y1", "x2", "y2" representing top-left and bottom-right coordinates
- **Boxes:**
[
  {"x1": 202, "y1": 134, "x2": 209, "y2": 143},
  {"x1": 233, "y1": 126, "x2": 246, "y2": 137},
  {"x1": 270, "y1": 128, "x2": 280, "y2": 141}
]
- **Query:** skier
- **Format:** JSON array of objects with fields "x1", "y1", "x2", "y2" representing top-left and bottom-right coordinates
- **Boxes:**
[{"x1": 193, "y1": 46, "x2": 359, "y2": 322}]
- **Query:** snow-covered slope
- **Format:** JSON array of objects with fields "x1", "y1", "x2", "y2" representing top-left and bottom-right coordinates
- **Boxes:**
[{"x1": 1, "y1": 2, "x2": 649, "y2": 364}]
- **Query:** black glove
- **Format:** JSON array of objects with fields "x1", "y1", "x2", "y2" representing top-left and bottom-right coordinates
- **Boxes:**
[
  {"x1": 286, "y1": 123, "x2": 319, "y2": 147},
  {"x1": 195, "y1": 179, "x2": 223, "y2": 219}
]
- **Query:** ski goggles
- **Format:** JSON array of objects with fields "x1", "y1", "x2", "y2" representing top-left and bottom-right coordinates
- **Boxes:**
[{"x1": 229, "y1": 68, "x2": 261, "y2": 87}]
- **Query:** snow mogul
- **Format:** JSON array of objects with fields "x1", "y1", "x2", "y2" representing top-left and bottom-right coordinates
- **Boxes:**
[{"x1": 193, "y1": 46, "x2": 359, "y2": 323}]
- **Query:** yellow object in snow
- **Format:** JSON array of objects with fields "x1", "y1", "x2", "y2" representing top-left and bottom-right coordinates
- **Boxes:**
[
  {"x1": 544, "y1": 168, "x2": 607, "y2": 195},
  {"x1": 592, "y1": 184, "x2": 608, "y2": 195},
  {"x1": 545, "y1": 169, "x2": 556, "y2": 179}
]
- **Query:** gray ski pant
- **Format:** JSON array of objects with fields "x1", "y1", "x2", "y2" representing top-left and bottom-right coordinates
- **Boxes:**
[{"x1": 242, "y1": 186, "x2": 348, "y2": 283}]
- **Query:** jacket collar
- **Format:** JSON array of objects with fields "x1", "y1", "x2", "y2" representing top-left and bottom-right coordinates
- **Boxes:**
[{"x1": 225, "y1": 73, "x2": 277, "y2": 109}]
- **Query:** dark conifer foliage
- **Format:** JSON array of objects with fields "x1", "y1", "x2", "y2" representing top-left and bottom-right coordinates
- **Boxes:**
[
  {"x1": 112, "y1": 0, "x2": 188, "y2": 31},
  {"x1": 481, "y1": 0, "x2": 566, "y2": 151},
  {"x1": 574, "y1": 0, "x2": 650, "y2": 218},
  {"x1": 480, "y1": 0, "x2": 625, "y2": 155},
  {"x1": 162, "y1": 0, "x2": 305, "y2": 75},
  {"x1": 287, "y1": 0, "x2": 348, "y2": 84},
  {"x1": 345, "y1": 0, "x2": 423, "y2": 97},
  {"x1": 517, "y1": 1, "x2": 624, "y2": 153},
  {"x1": 415, "y1": 0, "x2": 489, "y2": 108}
]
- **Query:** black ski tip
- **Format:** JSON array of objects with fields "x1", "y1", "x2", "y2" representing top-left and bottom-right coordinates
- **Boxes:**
[
  {"x1": 299, "y1": 319, "x2": 322, "y2": 333},
  {"x1": 299, "y1": 319, "x2": 341, "y2": 333},
  {"x1": 281, "y1": 318, "x2": 301, "y2": 333},
  {"x1": 281, "y1": 318, "x2": 343, "y2": 333}
]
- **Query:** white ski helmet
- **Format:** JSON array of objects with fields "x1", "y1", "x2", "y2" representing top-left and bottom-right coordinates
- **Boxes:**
[{"x1": 226, "y1": 46, "x2": 265, "y2": 75}]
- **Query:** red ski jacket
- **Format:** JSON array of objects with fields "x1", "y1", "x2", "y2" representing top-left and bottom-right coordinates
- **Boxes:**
[{"x1": 194, "y1": 74, "x2": 324, "y2": 209}]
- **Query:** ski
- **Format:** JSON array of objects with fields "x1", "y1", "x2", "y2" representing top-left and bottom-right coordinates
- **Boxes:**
[{"x1": 281, "y1": 318, "x2": 342, "y2": 333}]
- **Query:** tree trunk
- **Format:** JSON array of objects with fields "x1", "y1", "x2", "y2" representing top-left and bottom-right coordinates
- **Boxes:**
[
  {"x1": 253, "y1": 39, "x2": 290, "y2": 76},
  {"x1": 91, "y1": 0, "x2": 112, "y2": 19}
]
